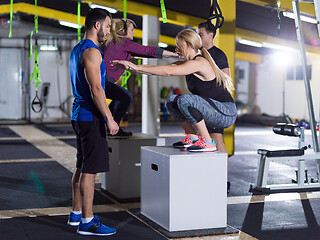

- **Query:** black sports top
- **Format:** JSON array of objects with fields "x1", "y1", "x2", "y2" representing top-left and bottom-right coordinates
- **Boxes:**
[
  {"x1": 208, "y1": 46, "x2": 229, "y2": 69},
  {"x1": 185, "y1": 55, "x2": 234, "y2": 103}
]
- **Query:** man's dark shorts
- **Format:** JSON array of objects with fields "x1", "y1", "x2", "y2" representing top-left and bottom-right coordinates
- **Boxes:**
[{"x1": 71, "y1": 120, "x2": 109, "y2": 174}]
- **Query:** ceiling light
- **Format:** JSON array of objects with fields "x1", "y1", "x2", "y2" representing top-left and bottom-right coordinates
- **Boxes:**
[
  {"x1": 283, "y1": 11, "x2": 318, "y2": 24},
  {"x1": 158, "y1": 42, "x2": 168, "y2": 48},
  {"x1": 39, "y1": 45, "x2": 58, "y2": 51},
  {"x1": 59, "y1": 20, "x2": 81, "y2": 29},
  {"x1": 238, "y1": 39, "x2": 263, "y2": 48},
  {"x1": 262, "y1": 42, "x2": 296, "y2": 52},
  {"x1": 88, "y1": 3, "x2": 118, "y2": 13},
  {"x1": 238, "y1": 38, "x2": 298, "y2": 52}
]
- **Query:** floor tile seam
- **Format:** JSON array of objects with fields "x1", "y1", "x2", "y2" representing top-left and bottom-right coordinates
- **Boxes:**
[
  {"x1": 0, "y1": 203, "x2": 140, "y2": 219},
  {"x1": 43, "y1": 124, "x2": 73, "y2": 127},
  {"x1": 226, "y1": 226, "x2": 259, "y2": 240},
  {"x1": 0, "y1": 137, "x2": 23, "y2": 140},
  {"x1": 55, "y1": 135, "x2": 76, "y2": 139},
  {"x1": 0, "y1": 158, "x2": 54, "y2": 163},
  {"x1": 8, "y1": 125, "x2": 77, "y2": 173},
  {"x1": 227, "y1": 192, "x2": 320, "y2": 205}
]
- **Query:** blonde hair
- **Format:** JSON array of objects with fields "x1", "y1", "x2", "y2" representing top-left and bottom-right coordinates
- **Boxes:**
[
  {"x1": 175, "y1": 29, "x2": 234, "y2": 93},
  {"x1": 105, "y1": 18, "x2": 137, "y2": 46}
]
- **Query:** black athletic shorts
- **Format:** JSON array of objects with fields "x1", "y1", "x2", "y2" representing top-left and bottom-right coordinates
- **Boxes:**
[{"x1": 71, "y1": 120, "x2": 109, "y2": 174}]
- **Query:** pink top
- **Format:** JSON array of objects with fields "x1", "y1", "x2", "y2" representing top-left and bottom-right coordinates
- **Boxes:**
[{"x1": 102, "y1": 38, "x2": 163, "y2": 82}]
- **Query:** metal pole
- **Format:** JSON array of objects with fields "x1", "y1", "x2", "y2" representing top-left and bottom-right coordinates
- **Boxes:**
[
  {"x1": 314, "y1": 0, "x2": 320, "y2": 38},
  {"x1": 292, "y1": 0, "x2": 319, "y2": 152}
]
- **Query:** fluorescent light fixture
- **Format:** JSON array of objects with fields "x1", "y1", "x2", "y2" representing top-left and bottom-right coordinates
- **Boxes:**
[
  {"x1": 262, "y1": 42, "x2": 296, "y2": 52},
  {"x1": 283, "y1": 11, "x2": 318, "y2": 24},
  {"x1": 158, "y1": 42, "x2": 168, "y2": 48},
  {"x1": 238, "y1": 38, "x2": 297, "y2": 52},
  {"x1": 39, "y1": 45, "x2": 58, "y2": 51},
  {"x1": 238, "y1": 38, "x2": 262, "y2": 48},
  {"x1": 59, "y1": 20, "x2": 81, "y2": 29},
  {"x1": 88, "y1": 3, "x2": 118, "y2": 13}
]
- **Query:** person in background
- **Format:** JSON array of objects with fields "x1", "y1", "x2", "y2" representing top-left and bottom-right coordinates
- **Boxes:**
[
  {"x1": 111, "y1": 29, "x2": 237, "y2": 153},
  {"x1": 68, "y1": 8, "x2": 118, "y2": 236},
  {"x1": 198, "y1": 21, "x2": 232, "y2": 193},
  {"x1": 101, "y1": 18, "x2": 177, "y2": 137}
]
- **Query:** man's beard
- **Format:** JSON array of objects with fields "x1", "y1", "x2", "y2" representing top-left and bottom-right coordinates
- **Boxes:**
[{"x1": 97, "y1": 26, "x2": 105, "y2": 43}]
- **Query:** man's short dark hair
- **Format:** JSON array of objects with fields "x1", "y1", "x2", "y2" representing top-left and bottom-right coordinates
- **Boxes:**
[
  {"x1": 198, "y1": 22, "x2": 215, "y2": 35},
  {"x1": 85, "y1": 8, "x2": 112, "y2": 31}
]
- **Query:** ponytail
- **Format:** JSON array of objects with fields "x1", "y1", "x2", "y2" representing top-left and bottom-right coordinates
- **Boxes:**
[
  {"x1": 175, "y1": 29, "x2": 234, "y2": 93},
  {"x1": 201, "y1": 48, "x2": 234, "y2": 93},
  {"x1": 105, "y1": 19, "x2": 124, "y2": 46}
]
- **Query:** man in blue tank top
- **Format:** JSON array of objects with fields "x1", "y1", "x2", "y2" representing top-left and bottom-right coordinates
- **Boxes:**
[{"x1": 67, "y1": 8, "x2": 118, "y2": 236}]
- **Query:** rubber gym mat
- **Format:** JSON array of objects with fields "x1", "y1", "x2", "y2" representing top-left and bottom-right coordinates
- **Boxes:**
[
  {"x1": 0, "y1": 211, "x2": 166, "y2": 240},
  {"x1": 0, "y1": 139, "x2": 50, "y2": 160},
  {"x1": 0, "y1": 161, "x2": 113, "y2": 210},
  {"x1": 128, "y1": 209, "x2": 238, "y2": 238},
  {"x1": 227, "y1": 198, "x2": 320, "y2": 240},
  {"x1": 0, "y1": 127, "x2": 20, "y2": 138},
  {"x1": 35, "y1": 124, "x2": 75, "y2": 136},
  {"x1": 59, "y1": 138, "x2": 77, "y2": 148}
]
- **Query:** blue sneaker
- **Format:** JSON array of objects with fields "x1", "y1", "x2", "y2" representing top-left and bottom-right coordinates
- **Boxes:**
[
  {"x1": 67, "y1": 212, "x2": 81, "y2": 226},
  {"x1": 77, "y1": 215, "x2": 116, "y2": 236}
]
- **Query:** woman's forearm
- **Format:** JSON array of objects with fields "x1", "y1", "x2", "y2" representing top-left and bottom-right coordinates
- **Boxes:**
[
  {"x1": 162, "y1": 50, "x2": 178, "y2": 58},
  {"x1": 135, "y1": 64, "x2": 170, "y2": 76}
]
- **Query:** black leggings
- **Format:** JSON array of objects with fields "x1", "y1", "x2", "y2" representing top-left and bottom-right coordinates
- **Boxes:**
[{"x1": 105, "y1": 80, "x2": 132, "y2": 124}]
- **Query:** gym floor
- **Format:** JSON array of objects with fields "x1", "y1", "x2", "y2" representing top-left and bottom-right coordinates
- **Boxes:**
[{"x1": 0, "y1": 122, "x2": 320, "y2": 240}]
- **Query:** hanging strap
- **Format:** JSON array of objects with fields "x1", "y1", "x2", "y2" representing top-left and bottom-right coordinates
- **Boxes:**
[
  {"x1": 121, "y1": 70, "x2": 131, "y2": 90},
  {"x1": 276, "y1": 0, "x2": 281, "y2": 35},
  {"x1": 30, "y1": 39, "x2": 41, "y2": 91},
  {"x1": 123, "y1": 0, "x2": 127, "y2": 19},
  {"x1": 8, "y1": 0, "x2": 13, "y2": 38},
  {"x1": 160, "y1": 0, "x2": 167, "y2": 23},
  {"x1": 77, "y1": 1, "x2": 81, "y2": 42},
  {"x1": 29, "y1": 31, "x2": 34, "y2": 60},
  {"x1": 31, "y1": 91, "x2": 42, "y2": 113},
  {"x1": 30, "y1": 0, "x2": 40, "y2": 91},
  {"x1": 207, "y1": 0, "x2": 224, "y2": 38},
  {"x1": 30, "y1": 0, "x2": 42, "y2": 112}
]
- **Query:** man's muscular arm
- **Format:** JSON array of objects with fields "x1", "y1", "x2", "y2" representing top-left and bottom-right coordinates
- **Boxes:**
[{"x1": 81, "y1": 48, "x2": 119, "y2": 135}]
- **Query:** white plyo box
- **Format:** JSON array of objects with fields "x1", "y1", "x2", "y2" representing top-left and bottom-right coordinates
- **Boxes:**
[
  {"x1": 101, "y1": 133, "x2": 165, "y2": 199},
  {"x1": 141, "y1": 146, "x2": 227, "y2": 232}
]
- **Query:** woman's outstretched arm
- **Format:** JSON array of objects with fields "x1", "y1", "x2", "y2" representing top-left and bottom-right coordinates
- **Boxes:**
[{"x1": 111, "y1": 59, "x2": 204, "y2": 76}]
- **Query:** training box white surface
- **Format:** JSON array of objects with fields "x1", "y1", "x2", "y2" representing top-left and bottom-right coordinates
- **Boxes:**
[
  {"x1": 141, "y1": 146, "x2": 227, "y2": 232},
  {"x1": 101, "y1": 133, "x2": 165, "y2": 199}
]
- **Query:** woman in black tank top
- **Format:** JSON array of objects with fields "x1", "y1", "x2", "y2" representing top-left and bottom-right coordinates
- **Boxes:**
[{"x1": 111, "y1": 29, "x2": 237, "y2": 152}]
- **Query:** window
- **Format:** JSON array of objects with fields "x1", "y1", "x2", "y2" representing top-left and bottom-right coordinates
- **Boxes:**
[{"x1": 286, "y1": 65, "x2": 312, "y2": 81}]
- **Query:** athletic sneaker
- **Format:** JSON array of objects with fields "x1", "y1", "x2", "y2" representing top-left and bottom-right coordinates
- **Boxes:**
[
  {"x1": 173, "y1": 134, "x2": 198, "y2": 148},
  {"x1": 77, "y1": 215, "x2": 116, "y2": 236},
  {"x1": 187, "y1": 137, "x2": 217, "y2": 152},
  {"x1": 108, "y1": 127, "x2": 132, "y2": 138},
  {"x1": 67, "y1": 212, "x2": 81, "y2": 226}
]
